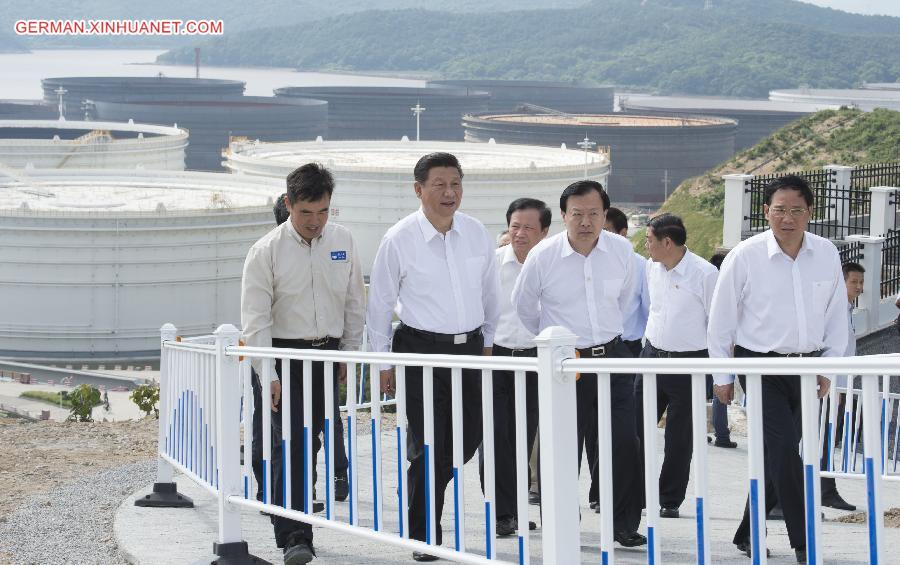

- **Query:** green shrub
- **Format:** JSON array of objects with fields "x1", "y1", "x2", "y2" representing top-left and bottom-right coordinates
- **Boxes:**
[
  {"x1": 67, "y1": 384, "x2": 101, "y2": 422},
  {"x1": 130, "y1": 384, "x2": 160, "y2": 418}
]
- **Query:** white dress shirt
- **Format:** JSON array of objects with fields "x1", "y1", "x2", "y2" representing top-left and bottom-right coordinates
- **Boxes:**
[
  {"x1": 494, "y1": 244, "x2": 536, "y2": 350},
  {"x1": 366, "y1": 209, "x2": 501, "y2": 355},
  {"x1": 622, "y1": 252, "x2": 650, "y2": 342},
  {"x1": 836, "y1": 302, "x2": 856, "y2": 388},
  {"x1": 241, "y1": 221, "x2": 366, "y2": 366},
  {"x1": 708, "y1": 230, "x2": 848, "y2": 385},
  {"x1": 512, "y1": 230, "x2": 637, "y2": 349},
  {"x1": 644, "y1": 249, "x2": 718, "y2": 352}
]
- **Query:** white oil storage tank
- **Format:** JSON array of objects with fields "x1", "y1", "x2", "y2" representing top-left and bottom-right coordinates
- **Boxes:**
[
  {"x1": 224, "y1": 139, "x2": 611, "y2": 274},
  {"x1": 0, "y1": 120, "x2": 188, "y2": 170},
  {"x1": 0, "y1": 169, "x2": 285, "y2": 361}
]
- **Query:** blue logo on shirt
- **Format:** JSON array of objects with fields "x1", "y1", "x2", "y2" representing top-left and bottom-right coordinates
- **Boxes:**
[{"x1": 331, "y1": 250, "x2": 347, "y2": 261}]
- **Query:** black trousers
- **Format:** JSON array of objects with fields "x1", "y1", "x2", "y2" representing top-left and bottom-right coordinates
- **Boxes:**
[
  {"x1": 634, "y1": 344, "x2": 707, "y2": 509},
  {"x1": 478, "y1": 345, "x2": 539, "y2": 520},
  {"x1": 392, "y1": 325, "x2": 484, "y2": 544},
  {"x1": 732, "y1": 348, "x2": 809, "y2": 550},
  {"x1": 577, "y1": 339, "x2": 643, "y2": 534},
  {"x1": 268, "y1": 338, "x2": 339, "y2": 548}
]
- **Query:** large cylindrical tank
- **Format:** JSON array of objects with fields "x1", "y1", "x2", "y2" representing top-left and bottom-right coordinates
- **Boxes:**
[
  {"x1": 769, "y1": 88, "x2": 900, "y2": 111},
  {"x1": 0, "y1": 100, "x2": 57, "y2": 120},
  {"x1": 0, "y1": 169, "x2": 285, "y2": 361},
  {"x1": 92, "y1": 96, "x2": 328, "y2": 171},
  {"x1": 619, "y1": 94, "x2": 833, "y2": 151},
  {"x1": 428, "y1": 80, "x2": 614, "y2": 114},
  {"x1": 0, "y1": 119, "x2": 188, "y2": 170},
  {"x1": 41, "y1": 77, "x2": 246, "y2": 120},
  {"x1": 274, "y1": 86, "x2": 489, "y2": 141},
  {"x1": 463, "y1": 113, "x2": 737, "y2": 205},
  {"x1": 225, "y1": 139, "x2": 610, "y2": 274}
]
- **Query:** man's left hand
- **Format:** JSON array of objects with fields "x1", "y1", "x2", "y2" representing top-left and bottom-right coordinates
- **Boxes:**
[
  {"x1": 817, "y1": 375, "x2": 831, "y2": 399},
  {"x1": 482, "y1": 347, "x2": 492, "y2": 356},
  {"x1": 337, "y1": 362, "x2": 347, "y2": 384}
]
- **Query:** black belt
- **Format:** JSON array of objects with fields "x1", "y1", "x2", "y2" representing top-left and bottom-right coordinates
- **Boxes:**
[
  {"x1": 398, "y1": 323, "x2": 482, "y2": 345},
  {"x1": 735, "y1": 345, "x2": 822, "y2": 358},
  {"x1": 577, "y1": 336, "x2": 621, "y2": 358},
  {"x1": 646, "y1": 342, "x2": 708, "y2": 358},
  {"x1": 493, "y1": 344, "x2": 537, "y2": 357},
  {"x1": 272, "y1": 337, "x2": 340, "y2": 349}
]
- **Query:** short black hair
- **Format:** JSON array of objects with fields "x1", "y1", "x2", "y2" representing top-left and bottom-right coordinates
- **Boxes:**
[
  {"x1": 559, "y1": 180, "x2": 610, "y2": 213},
  {"x1": 763, "y1": 174, "x2": 814, "y2": 207},
  {"x1": 646, "y1": 213, "x2": 687, "y2": 246},
  {"x1": 273, "y1": 192, "x2": 289, "y2": 225},
  {"x1": 709, "y1": 251, "x2": 727, "y2": 270},
  {"x1": 286, "y1": 163, "x2": 334, "y2": 204},
  {"x1": 605, "y1": 206, "x2": 628, "y2": 233},
  {"x1": 414, "y1": 152, "x2": 463, "y2": 184},
  {"x1": 842, "y1": 261, "x2": 865, "y2": 278},
  {"x1": 506, "y1": 197, "x2": 551, "y2": 229}
]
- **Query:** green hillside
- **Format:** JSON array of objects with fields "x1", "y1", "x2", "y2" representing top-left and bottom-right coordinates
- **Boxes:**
[
  {"x1": 631, "y1": 107, "x2": 900, "y2": 259},
  {"x1": 157, "y1": 0, "x2": 900, "y2": 97}
]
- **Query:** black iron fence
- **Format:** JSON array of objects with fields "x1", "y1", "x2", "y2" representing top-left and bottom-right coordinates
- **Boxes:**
[
  {"x1": 745, "y1": 167, "x2": 875, "y2": 240},
  {"x1": 881, "y1": 228, "x2": 900, "y2": 300}
]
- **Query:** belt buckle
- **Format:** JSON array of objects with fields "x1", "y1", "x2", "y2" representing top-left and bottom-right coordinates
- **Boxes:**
[
  {"x1": 453, "y1": 333, "x2": 467, "y2": 345},
  {"x1": 311, "y1": 337, "x2": 328, "y2": 347},
  {"x1": 590, "y1": 345, "x2": 606, "y2": 357}
]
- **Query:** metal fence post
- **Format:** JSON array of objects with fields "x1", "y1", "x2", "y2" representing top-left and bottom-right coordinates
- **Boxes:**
[
  {"x1": 847, "y1": 235, "x2": 886, "y2": 333},
  {"x1": 868, "y1": 187, "x2": 897, "y2": 237},
  {"x1": 825, "y1": 165, "x2": 853, "y2": 240},
  {"x1": 135, "y1": 323, "x2": 194, "y2": 508},
  {"x1": 196, "y1": 324, "x2": 269, "y2": 565},
  {"x1": 722, "y1": 174, "x2": 753, "y2": 248},
  {"x1": 534, "y1": 326, "x2": 580, "y2": 565},
  {"x1": 861, "y1": 373, "x2": 886, "y2": 564}
]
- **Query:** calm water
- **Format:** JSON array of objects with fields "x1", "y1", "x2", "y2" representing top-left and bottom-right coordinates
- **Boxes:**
[{"x1": 0, "y1": 49, "x2": 426, "y2": 100}]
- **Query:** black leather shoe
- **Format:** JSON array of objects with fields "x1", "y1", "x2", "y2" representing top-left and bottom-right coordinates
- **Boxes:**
[
  {"x1": 412, "y1": 551, "x2": 439, "y2": 562},
  {"x1": 589, "y1": 500, "x2": 599, "y2": 510},
  {"x1": 312, "y1": 501, "x2": 324, "y2": 513},
  {"x1": 614, "y1": 531, "x2": 647, "y2": 547},
  {"x1": 769, "y1": 504, "x2": 784, "y2": 520},
  {"x1": 529, "y1": 492, "x2": 541, "y2": 505},
  {"x1": 659, "y1": 506, "x2": 679, "y2": 519},
  {"x1": 707, "y1": 435, "x2": 713, "y2": 444},
  {"x1": 822, "y1": 492, "x2": 856, "y2": 511},
  {"x1": 283, "y1": 538, "x2": 316, "y2": 565},
  {"x1": 334, "y1": 473, "x2": 349, "y2": 502},
  {"x1": 795, "y1": 547, "x2": 807, "y2": 563},
  {"x1": 529, "y1": 520, "x2": 537, "y2": 531},
  {"x1": 736, "y1": 540, "x2": 770, "y2": 558},
  {"x1": 496, "y1": 516, "x2": 516, "y2": 537},
  {"x1": 714, "y1": 439, "x2": 738, "y2": 448}
]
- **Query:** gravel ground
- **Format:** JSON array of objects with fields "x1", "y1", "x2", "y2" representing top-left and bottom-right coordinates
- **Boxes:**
[
  {"x1": 0, "y1": 418, "x2": 157, "y2": 565},
  {"x1": 0, "y1": 460, "x2": 155, "y2": 565}
]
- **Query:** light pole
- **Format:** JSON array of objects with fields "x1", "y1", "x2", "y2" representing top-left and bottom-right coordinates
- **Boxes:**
[
  {"x1": 411, "y1": 102, "x2": 426, "y2": 141},
  {"x1": 55, "y1": 87, "x2": 67, "y2": 120},
  {"x1": 576, "y1": 135, "x2": 596, "y2": 179}
]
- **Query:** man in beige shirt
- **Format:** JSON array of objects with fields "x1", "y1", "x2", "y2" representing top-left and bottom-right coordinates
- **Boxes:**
[{"x1": 241, "y1": 163, "x2": 365, "y2": 565}]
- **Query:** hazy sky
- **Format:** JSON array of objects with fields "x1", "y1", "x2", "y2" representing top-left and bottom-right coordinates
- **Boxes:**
[{"x1": 801, "y1": 1, "x2": 900, "y2": 17}]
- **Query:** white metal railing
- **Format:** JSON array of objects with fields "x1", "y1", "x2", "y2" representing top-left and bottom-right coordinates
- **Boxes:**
[{"x1": 148, "y1": 323, "x2": 898, "y2": 565}]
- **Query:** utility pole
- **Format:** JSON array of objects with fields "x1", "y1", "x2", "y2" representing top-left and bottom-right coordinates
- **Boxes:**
[
  {"x1": 576, "y1": 135, "x2": 596, "y2": 179},
  {"x1": 55, "y1": 87, "x2": 67, "y2": 120},
  {"x1": 411, "y1": 102, "x2": 426, "y2": 141}
]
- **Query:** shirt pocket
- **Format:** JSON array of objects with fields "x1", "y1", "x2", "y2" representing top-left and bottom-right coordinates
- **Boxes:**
[
  {"x1": 603, "y1": 277, "x2": 624, "y2": 300},
  {"x1": 811, "y1": 280, "x2": 832, "y2": 312},
  {"x1": 465, "y1": 256, "x2": 485, "y2": 289}
]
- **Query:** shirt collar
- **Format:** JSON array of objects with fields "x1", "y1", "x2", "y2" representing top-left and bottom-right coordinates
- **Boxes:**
[
  {"x1": 764, "y1": 228, "x2": 812, "y2": 260},
  {"x1": 670, "y1": 248, "x2": 691, "y2": 275},
  {"x1": 416, "y1": 208, "x2": 457, "y2": 242},
  {"x1": 560, "y1": 229, "x2": 607, "y2": 258},
  {"x1": 501, "y1": 243, "x2": 521, "y2": 266}
]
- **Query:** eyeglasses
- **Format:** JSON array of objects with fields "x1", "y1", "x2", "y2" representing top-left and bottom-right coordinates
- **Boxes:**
[{"x1": 768, "y1": 206, "x2": 809, "y2": 218}]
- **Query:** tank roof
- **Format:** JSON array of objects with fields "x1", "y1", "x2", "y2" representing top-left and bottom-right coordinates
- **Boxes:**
[
  {"x1": 473, "y1": 113, "x2": 735, "y2": 127},
  {"x1": 227, "y1": 139, "x2": 609, "y2": 171},
  {"x1": 0, "y1": 170, "x2": 282, "y2": 214},
  {"x1": 619, "y1": 94, "x2": 834, "y2": 114},
  {"x1": 0, "y1": 119, "x2": 187, "y2": 137}
]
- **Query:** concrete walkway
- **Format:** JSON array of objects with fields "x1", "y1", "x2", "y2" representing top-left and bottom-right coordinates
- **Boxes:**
[{"x1": 116, "y1": 426, "x2": 900, "y2": 564}]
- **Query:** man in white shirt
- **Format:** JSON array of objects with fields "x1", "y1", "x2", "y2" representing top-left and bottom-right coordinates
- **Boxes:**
[
  {"x1": 586, "y1": 206, "x2": 650, "y2": 511},
  {"x1": 480, "y1": 197, "x2": 549, "y2": 536},
  {"x1": 635, "y1": 213, "x2": 718, "y2": 519},
  {"x1": 819, "y1": 261, "x2": 864, "y2": 512},
  {"x1": 709, "y1": 175, "x2": 848, "y2": 563},
  {"x1": 241, "y1": 164, "x2": 366, "y2": 565},
  {"x1": 513, "y1": 180, "x2": 645, "y2": 547},
  {"x1": 367, "y1": 152, "x2": 500, "y2": 561}
]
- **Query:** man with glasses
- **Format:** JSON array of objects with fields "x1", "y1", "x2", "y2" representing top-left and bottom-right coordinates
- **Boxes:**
[{"x1": 709, "y1": 175, "x2": 848, "y2": 563}]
